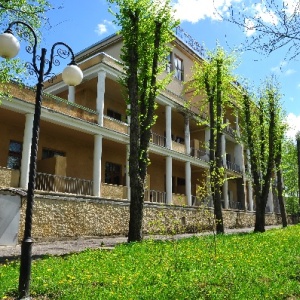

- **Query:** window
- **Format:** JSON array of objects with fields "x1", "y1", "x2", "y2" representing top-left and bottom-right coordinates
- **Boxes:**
[
  {"x1": 105, "y1": 162, "x2": 122, "y2": 185},
  {"x1": 42, "y1": 148, "x2": 65, "y2": 159},
  {"x1": 107, "y1": 109, "x2": 122, "y2": 121},
  {"x1": 166, "y1": 53, "x2": 172, "y2": 73},
  {"x1": 7, "y1": 141, "x2": 22, "y2": 169},
  {"x1": 174, "y1": 55, "x2": 184, "y2": 81}
]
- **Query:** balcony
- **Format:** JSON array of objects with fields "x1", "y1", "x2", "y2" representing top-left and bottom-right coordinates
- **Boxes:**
[
  {"x1": 224, "y1": 125, "x2": 236, "y2": 138},
  {"x1": 103, "y1": 115, "x2": 128, "y2": 134},
  {"x1": 6, "y1": 83, "x2": 98, "y2": 123},
  {"x1": 35, "y1": 172, "x2": 93, "y2": 195},
  {"x1": 226, "y1": 161, "x2": 242, "y2": 173},
  {"x1": 144, "y1": 189, "x2": 166, "y2": 204},
  {"x1": 150, "y1": 132, "x2": 166, "y2": 147},
  {"x1": 190, "y1": 147, "x2": 209, "y2": 162}
]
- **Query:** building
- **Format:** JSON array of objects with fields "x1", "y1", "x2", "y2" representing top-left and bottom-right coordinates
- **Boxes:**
[{"x1": 0, "y1": 28, "x2": 279, "y2": 244}]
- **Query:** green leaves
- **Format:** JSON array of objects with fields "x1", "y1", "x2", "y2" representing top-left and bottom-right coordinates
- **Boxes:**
[{"x1": 0, "y1": 0, "x2": 52, "y2": 88}]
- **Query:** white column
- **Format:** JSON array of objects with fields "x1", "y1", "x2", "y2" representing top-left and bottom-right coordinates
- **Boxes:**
[
  {"x1": 205, "y1": 127, "x2": 210, "y2": 145},
  {"x1": 20, "y1": 113, "x2": 34, "y2": 188},
  {"x1": 248, "y1": 180, "x2": 253, "y2": 211},
  {"x1": 185, "y1": 161, "x2": 192, "y2": 206},
  {"x1": 184, "y1": 115, "x2": 190, "y2": 155},
  {"x1": 234, "y1": 143, "x2": 243, "y2": 171},
  {"x1": 235, "y1": 114, "x2": 240, "y2": 137},
  {"x1": 166, "y1": 156, "x2": 172, "y2": 204},
  {"x1": 126, "y1": 144, "x2": 130, "y2": 201},
  {"x1": 223, "y1": 174, "x2": 229, "y2": 209},
  {"x1": 165, "y1": 105, "x2": 172, "y2": 149},
  {"x1": 205, "y1": 127, "x2": 210, "y2": 159},
  {"x1": 97, "y1": 70, "x2": 106, "y2": 126},
  {"x1": 267, "y1": 187, "x2": 274, "y2": 213},
  {"x1": 221, "y1": 134, "x2": 226, "y2": 166},
  {"x1": 93, "y1": 134, "x2": 103, "y2": 197},
  {"x1": 68, "y1": 86, "x2": 75, "y2": 103}
]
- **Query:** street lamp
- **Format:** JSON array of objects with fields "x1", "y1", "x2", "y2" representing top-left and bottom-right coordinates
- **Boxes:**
[{"x1": 0, "y1": 21, "x2": 83, "y2": 299}]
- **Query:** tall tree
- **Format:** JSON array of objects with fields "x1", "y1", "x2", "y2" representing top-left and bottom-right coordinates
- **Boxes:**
[
  {"x1": 281, "y1": 137, "x2": 299, "y2": 214},
  {"x1": 224, "y1": 0, "x2": 300, "y2": 60},
  {"x1": 241, "y1": 79, "x2": 284, "y2": 232},
  {"x1": 109, "y1": 0, "x2": 177, "y2": 242},
  {"x1": 191, "y1": 47, "x2": 240, "y2": 234},
  {"x1": 274, "y1": 125, "x2": 287, "y2": 227},
  {"x1": 0, "y1": 0, "x2": 52, "y2": 95}
]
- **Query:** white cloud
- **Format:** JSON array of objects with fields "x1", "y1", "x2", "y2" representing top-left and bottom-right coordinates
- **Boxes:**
[
  {"x1": 253, "y1": 3, "x2": 278, "y2": 25},
  {"x1": 271, "y1": 61, "x2": 295, "y2": 76},
  {"x1": 95, "y1": 23, "x2": 107, "y2": 35},
  {"x1": 172, "y1": 0, "x2": 241, "y2": 23},
  {"x1": 244, "y1": 18, "x2": 255, "y2": 36},
  {"x1": 285, "y1": 113, "x2": 300, "y2": 140},
  {"x1": 283, "y1": 0, "x2": 299, "y2": 16},
  {"x1": 95, "y1": 20, "x2": 115, "y2": 36},
  {"x1": 285, "y1": 69, "x2": 296, "y2": 76}
]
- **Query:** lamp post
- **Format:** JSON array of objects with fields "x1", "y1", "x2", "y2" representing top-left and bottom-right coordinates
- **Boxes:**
[{"x1": 0, "y1": 21, "x2": 83, "y2": 299}]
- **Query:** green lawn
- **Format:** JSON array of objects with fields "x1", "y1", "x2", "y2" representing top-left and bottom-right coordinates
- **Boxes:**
[{"x1": 1, "y1": 225, "x2": 300, "y2": 299}]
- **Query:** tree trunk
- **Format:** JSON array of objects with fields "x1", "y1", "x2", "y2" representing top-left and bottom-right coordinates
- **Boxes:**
[
  {"x1": 128, "y1": 178, "x2": 144, "y2": 242},
  {"x1": 214, "y1": 59, "x2": 224, "y2": 234},
  {"x1": 127, "y1": 11, "x2": 144, "y2": 243},
  {"x1": 254, "y1": 197, "x2": 266, "y2": 232}
]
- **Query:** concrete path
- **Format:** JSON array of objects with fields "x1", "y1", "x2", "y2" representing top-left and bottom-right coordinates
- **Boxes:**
[{"x1": 0, "y1": 225, "x2": 282, "y2": 262}]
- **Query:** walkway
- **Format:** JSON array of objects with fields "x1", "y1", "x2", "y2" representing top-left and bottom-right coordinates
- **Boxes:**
[{"x1": 0, "y1": 225, "x2": 281, "y2": 262}]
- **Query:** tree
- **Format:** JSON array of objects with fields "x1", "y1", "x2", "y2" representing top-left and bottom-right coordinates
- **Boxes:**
[
  {"x1": 281, "y1": 137, "x2": 299, "y2": 215},
  {"x1": 274, "y1": 125, "x2": 287, "y2": 227},
  {"x1": 109, "y1": 0, "x2": 177, "y2": 242},
  {"x1": 0, "y1": 0, "x2": 52, "y2": 93},
  {"x1": 240, "y1": 79, "x2": 284, "y2": 232},
  {"x1": 224, "y1": 0, "x2": 300, "y2": 60},
  {"x1": 191, "y1": 47, "x2": 240, "y2": 234}
]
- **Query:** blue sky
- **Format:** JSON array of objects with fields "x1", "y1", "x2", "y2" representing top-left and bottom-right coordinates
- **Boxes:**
[{"x1": 3, "y1": 0, "x2": 300, "y2": 138}]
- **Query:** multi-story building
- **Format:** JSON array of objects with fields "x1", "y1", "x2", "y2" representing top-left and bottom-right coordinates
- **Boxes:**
[{"x1": 0, "y1": 28, "x2": 279, "y2": 243}]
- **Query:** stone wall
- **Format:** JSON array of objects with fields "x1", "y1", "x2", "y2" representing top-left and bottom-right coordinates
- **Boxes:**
[
  {"x1": 18, "y1": 193, "x2": 286, "y2": 242},
  {"x1": 0, "y1": 168, "x2": 19, "y2": 188}
]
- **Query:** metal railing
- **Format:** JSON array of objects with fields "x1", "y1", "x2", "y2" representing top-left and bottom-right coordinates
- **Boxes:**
[
  {"x1": 191, "y1": 196, "x2": 213, "y2": 207},
  {"x1": 229, "y1": 200, "x2": 242, "y2": 210},
  {"x1": 144, "y1": 189, "x2": 166, "y2": 204},
  {"x1": 150, "y1": 132, "x2": 166, "y2": 147},
  {"x1": 35, "y1": 172, "x2": 93, "y2": 196},
  {"x1": 224, "y1": 126, "x2": 235, "y2": 137},
  {"x1": 226, "y1": 161, "x2": 242, "y2": 173},
  {"x1": 190, "y1": 147, "x2": 209, "y2": 162}
]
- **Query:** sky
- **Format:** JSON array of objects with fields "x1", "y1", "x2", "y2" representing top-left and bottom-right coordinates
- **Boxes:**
[{"x1": 2, "y1": 0, "x2": 300, "y2": 139}]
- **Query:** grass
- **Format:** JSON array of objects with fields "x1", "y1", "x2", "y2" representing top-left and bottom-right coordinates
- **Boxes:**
[{"x1": 1, "y1": 225, "x2": 300, "y2": 299}]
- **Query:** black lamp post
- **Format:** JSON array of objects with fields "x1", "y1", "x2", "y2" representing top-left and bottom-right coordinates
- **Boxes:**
[{"x1": 0, "y1": 21, "x2": 83, "y2": 299}]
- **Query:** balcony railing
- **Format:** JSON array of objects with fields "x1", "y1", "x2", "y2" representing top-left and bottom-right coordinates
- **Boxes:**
[
  {"x1": 226, "y1": 161, "x2": 242, "y2": 173},
  {"x1": 191, "y1": 196, "x2": 213, "y2": 207},
  {"x1": 150, "y1": 132, "x2": 166, "y2": 147},
  {"x1": 229, "y1": 200, "x2": 242, "y2": 210},
  {"x1": 190, "y1": 147, "x2": 209, "y2": 162},
  {"x1": 144, "y1": 189, "x2": 166, "y2": 204},
  {"x1": 224, "y1": 126, "x2": 235, "y2": 137},
  {"x1": 35, "y1": 172, "x2": 93, "y2": 196}
]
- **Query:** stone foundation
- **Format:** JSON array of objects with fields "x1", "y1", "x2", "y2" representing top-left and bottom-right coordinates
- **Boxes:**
[{"x1": 18, "y1": 193, "x2": 287, "y2": 242}]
